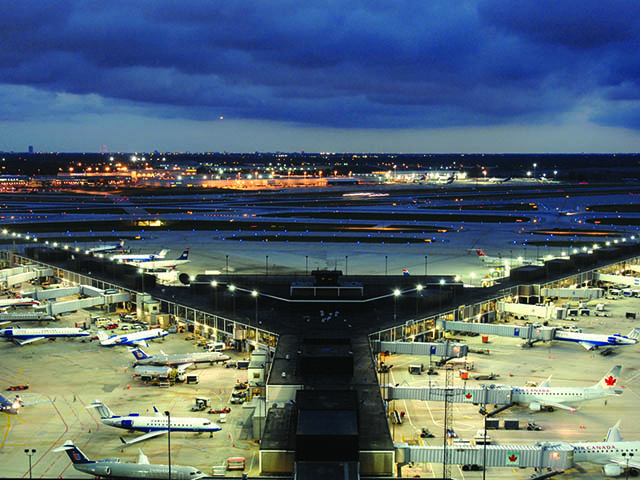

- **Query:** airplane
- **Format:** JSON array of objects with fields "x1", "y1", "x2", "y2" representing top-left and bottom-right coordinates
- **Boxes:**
[
  {"x1": 0, "y1": 326, "x2": 91, "y2": 345},
  {"x1": 54, "y1": 440, "x2": 206, "y2": 479},
  {"x1": 135, "y1": 249, "x2": 190, "y2": 271},
  {"x1": 1, "y1": 392, "x2": 54, "y2": 414},
  {"x1": 508, "y1": 365, "x2": 622, "y2": 412},
  {"x1": 402, "y1": 268, "x2": 411, "y2": 276},
  {"x1": 129, "y1": 346, "x2": 230, "y2": 367},
  {"x1": 0, "y1": 298, "x2": 41, "y2": 309},
  {"x1": 0, "y1": 312, "x2": 56, "y2": 325},
  {"x1": 570, "y1": 420, "x2": 640, "y2": 477},
  {"x1": 86, "y1": 401, "x2": 222, "y2": 445},
  {"x1": 553, "y1": 327, "x2": 640, "y2": 350},
  {"x1": 96, "y1": 328, "x2": 169, "y2": 348},
  {"x1": 86, "y1": 240, "x2": 126, "y2": 255},
  {"x1": 472, "y1": 248, "x2": 539, "y2": 268},
  {"x1": 109, "y1": 249, "x2": 170, "y2": 263}
]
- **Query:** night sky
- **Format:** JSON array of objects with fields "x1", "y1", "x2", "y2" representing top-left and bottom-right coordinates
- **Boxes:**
[{"x1": 2, "y1": 1, "x2": 640, "y2": 153}]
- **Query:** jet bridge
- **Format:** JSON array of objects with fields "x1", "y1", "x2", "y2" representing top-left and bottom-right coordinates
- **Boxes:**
[
  {"x1": 383, "y1": 384, "x2": 513, "y2": 405},
  {"x1": 0, "y1": 266, "x2": 53, "y2": 288},
  {"x1": 29, "y1": 286, "x2": 131, "y2": 316},
  {"x1": 596, "y1": 272, "x2": 640, "y2": 287},
  {"x1": 395, "y1": 441, "x2": 573, "y2": 471},
  {"x1": 371, "y1": 340, "x2": 468, "y2": 358},
  {"x1": 437, "y1": 320, "x2": 555, "y2": 343},
  {"x1": 541, "y1": 287, "x2": 603, "y2": 300}
]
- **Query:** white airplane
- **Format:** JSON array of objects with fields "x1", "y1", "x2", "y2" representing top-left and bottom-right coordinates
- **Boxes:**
[
  {"x1": 0, "y1": 326, "x2": 90, "y2": 345},
  {"x1": 110, "y1": 249, "x2": 169, "y2": 263},
  {"x1": 55, "y1": 440, "x2": 206, "y2": 479},
  {"x1": 570, "y1": 420, "x2": 640, "y2": 477},
  {"x1": 510, "y1": 365, "x2": 622, "y2": 412},
  {"x1": 96, "y1": 328, "x2": 168, "y2": 348},
  {"x1": 135, "y1": 249, "x2": 190, "y2": 271},
  {"x1": 132, "y1": 364, "x2": 190, "y2": 381},
  {"x1": 0, "y1": 298, "x2": 41, "y2": 309},
  {"x1": 472, "y1": 248, "x2": 539, "y2": 268},
  {"x1": 87, "y1": 401, "x2": 222, "y2": 445},
  {"x1": 554, "y1": 328, "x2": 640, "y2": 350},
  {"x1": 129, "y1": 346, "x2": 230, "y2": 367},
  {"x1": 86, "y1": 240, "x2": 126, "y2": 255}
]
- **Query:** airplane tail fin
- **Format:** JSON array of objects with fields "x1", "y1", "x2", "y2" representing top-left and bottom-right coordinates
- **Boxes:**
[
  {"x1": 596, "y1": 365, "x2": 622, "y2": 390},
  {"x1": 627, "y1": 328, "x2": 640, "y2": 340},
  {"x1": 475, "y1": 249, "x2": 487, "y2": 257},
  {"x1": 96, "y1": 330, "x2": 108, "y2": 342},
  {"x1": 86, "y1": 400, "x2": 115, "y2": 418},
  {"x1": 129, "y1": 346, "x2": 150, "y2": 361},
  {"x1": 158, "y1": 249, "x2": 169, "y2": 258},
  {"x1": 54, "y1": 440, "x2": 93, "y2": 464},
  {"x1": 605, "y1": 420, "x2": 623, "y2": 443},
  {"x1": 176, "y1": 248, "x2": 189, "y2": 261}
]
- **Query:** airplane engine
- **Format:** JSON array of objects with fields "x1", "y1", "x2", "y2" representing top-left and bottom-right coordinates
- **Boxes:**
[
  {"x1": 528, "y1": 402, "x2": 542, "y2": 412},
  {"x1": 91, "y1": 465, "x2": 111, "y2": 476},
  {"x1": 602, "y1": 464, "x2": 623, "y2": 477}
]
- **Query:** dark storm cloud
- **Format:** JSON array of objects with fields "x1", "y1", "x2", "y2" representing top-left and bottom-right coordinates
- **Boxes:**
[{"x1": 1, "y1": 0, "x2": 639, "y2": 129}]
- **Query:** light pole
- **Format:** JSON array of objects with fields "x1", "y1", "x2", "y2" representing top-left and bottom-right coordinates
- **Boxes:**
[
  {"x1": 533, "y1": 162, "x2": 537, "y2": 179},
  {"x1": 439, "y1": 279, "x2": 445, "y2": 311},
  {"x1": 229, "y1": 285, "x2": 236, "y2": 316},
  {"x1": 345, "y1": 255, "x2": 348, "y2": 276},
  {"x1": 164, "y1": 411, "x2": 171, "y2": 479},
  {"x1": 265, "y1": 255, "x2": 269, "y2": 275},
  {"x1": 138, "y1": 268, "x2": 145, "y2": 322},
  {"x1": 424, "y1": 255, "x2": 428, "y2": 276},
  {"x1": 416, "y1": 285, "x2": 423, "y2": 316},
  {"x1": 305, "y1": 255, "x2": 308, "y2": 275},
  {"x1": 252, "y1": 290, "x2": 258, "y2": 327},
  {"x1": 211, "y1": 280, "x2": 218, "y2": 311},
  {"x1": 24, "y1": 448, "x2": 36, "y2": 479},
  {"x1": 393, "y1": 289, "x2": 401, "y2": 321},
  {"x1": 385, "y1": 255, "x2": 388, "y2": 276},
  {"x1": 225, "y1": 255, "x2": 229, "y2": 280}
]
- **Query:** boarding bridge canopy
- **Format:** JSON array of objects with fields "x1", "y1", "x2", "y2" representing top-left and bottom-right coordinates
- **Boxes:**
[
  {"x1": 384, "y1": 385, "x2": 512, "y2": 405},
  {"x1": 596, "y1": 273, "x2": 640, "y2": 287},
  {"x1": 541, "y1": 288, "x2": 603, "y2": 300},
  {"x1": 396, "y1": 442, "x2": 574, "y2": 470},
  {"x1": 0, "y1": 312, "x2": 55, "y2": 322},
  {"x1": 371, "y1": 340, "x2": 468, "y2": 358},
  {"x1": 437, "y1": 320, "x2": 554, "y2": 342}
]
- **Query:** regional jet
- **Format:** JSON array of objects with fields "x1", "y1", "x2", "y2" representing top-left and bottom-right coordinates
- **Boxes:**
[
  {"x1": 472, "y1": 249, "x2": 539, "y2": 268},
  {"x1": 96, "y1": 328, "x2": 168, "y2": 348},
  {"x1": 85, "y1": 240, "x2": 126, "y2": 255},
  {"x1": 135, "y1": 249, "x2": 190, "y2": 271},
  {"x1": 509, "y1": 365, "x2": 622, "y2": 412},
  {"x1": 1, "y1": 392, "x2": 54, "y2": 414},
  {"x1": 86, "y1": 401, "x2": 222, "y2": 445},
  {"x1": 0, "y1": 326, "x2": 90, "y2": 345},
  {"x1": 553, "y1": 328, "x2": 640, "y2": 350},
  {"x1": 129, "y1": 346, "x2": 230, "y2": 367},
  {"x1": 55, "y1": 440, "x2": 206, "y2": 479},
  {"x1": 109, "y1": 249, "x2": 169, "y2": 263}
]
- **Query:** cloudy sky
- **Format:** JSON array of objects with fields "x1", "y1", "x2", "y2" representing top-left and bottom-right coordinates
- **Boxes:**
[{"x1": 2, "y1": 1, "x2": 640, "y2": 153}]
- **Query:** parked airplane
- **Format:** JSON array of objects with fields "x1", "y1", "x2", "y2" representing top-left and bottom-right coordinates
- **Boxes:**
[
  {"x1": 135, "y1": 249, "x2": 190, "y2": 271},
  {"x1": 509, "y1": 365, "x2": 622, "y2": 412},
  {"x1": 553, "y1": 328, "x2": 640, "y2": 350},
  {"x1": 86, "y1": 240, "x2": 126, "y2": 255},
  {"x1": 55, "y1": 440, "x2": 206, "y2": 479},
  {"x1": 129, "y1": 346, "x2": 230, "y2": 367},
  {"x1": 96, "y1": 328, "x2": 168, "y2": 348},
  {"x1": 0, "y1": 326, "x2": 90, "y2": 345},
  {"x1": 109, "y1": 249, "x2": 169, "y2": 263},
  {"x1": 0, "y1": 298, "x2": 41, "y2": 309},
  {"x1": 86, "y1": 401, "x2": 222, "y2": 445},
  {"x1": 0, "y1": 312, "x2": 56, "y2": 325},
  {"x1": 570, "y1": 420, "x2": 640, "y2": 477}
]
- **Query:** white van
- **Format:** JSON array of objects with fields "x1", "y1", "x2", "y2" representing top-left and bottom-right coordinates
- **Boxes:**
[{"x1": 206, "y1": 342, "x2": 226, "y2": 352}]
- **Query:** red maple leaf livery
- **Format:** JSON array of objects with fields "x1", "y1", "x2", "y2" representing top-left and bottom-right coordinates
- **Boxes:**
[
  {"x1": 605, "y1": 375, "x2": 617, "y2": 386},
  {"x1": 508, "y1": 454, "x2": 518, "y2": 462},
  {"x1": 464, "y1": 393, "x2": 472, "y2": 399}
]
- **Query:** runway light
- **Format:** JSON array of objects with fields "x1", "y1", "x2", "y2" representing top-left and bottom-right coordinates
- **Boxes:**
[{"x1": 393, "y1": 289, "x2": 401, "y2": 296}]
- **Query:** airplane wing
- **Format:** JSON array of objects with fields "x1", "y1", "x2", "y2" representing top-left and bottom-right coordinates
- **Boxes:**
[
  {"x1": 608, "y1": 458, "x2": 640, "y2": 470},
  {"x1": 578, "y1": 341, "x2": 596, "y2": 350},
  {"x1": 133, "y1": 340, "x2": 149, "y2": 348},
  {"x1": 137, "y1": 449, "x2": 150, "y2": 464},
  {"x1": 119, "y1": 430, "x2": 166, "y2": 446},
  {"x1": 176, "y1": 363, "x2": 193, "y2": 373},
  {"x1": 14, "y1": 337, "x2": 45, "y2": 345}
]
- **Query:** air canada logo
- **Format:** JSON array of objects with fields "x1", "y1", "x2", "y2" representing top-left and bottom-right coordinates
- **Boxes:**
[
  {"x1": 605, "y1": 376, "x2": 617, "y2": 386},
  {"x1": 464, "y1": 393, "x2": 472, "y2": 399},
  {"x1": 507, "y1": 452, "x2": 520, "y2": 465}
]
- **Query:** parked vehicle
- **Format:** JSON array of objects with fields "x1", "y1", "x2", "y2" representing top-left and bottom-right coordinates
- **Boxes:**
[
  {"x1": 208, "y1": 407, "x2": 231, "y2": 414},
  {"x1": 7, "y1": 385, "x2": 29, "y2": 391},
  {"x1": 527, "y1": 422, "x2": 543, "y2": 431},
  {"x1": 420, "y1": 428, "x2": 435, "y2": 438}
]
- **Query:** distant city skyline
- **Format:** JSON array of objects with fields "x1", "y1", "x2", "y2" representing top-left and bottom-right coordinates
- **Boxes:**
[{"x1": 2, "y1": 2, "x2": 640, "y2": 153}]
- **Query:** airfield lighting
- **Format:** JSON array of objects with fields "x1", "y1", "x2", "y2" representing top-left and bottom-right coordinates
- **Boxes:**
[
  {"x1": 517, "y1": 256, "x2": 523, "y2": 262},
  {"x1": 393, "y1": 289, "x2": 401, "y2": 321},
  {"x1": 252, "y1": 290, "x2": 259, "y2": 326},
  {"x1": 614, "y1": 239, "x2": 619, "y2": 244},
  {"x1": 211, "y1": 280, "x2": 217, "y2": 287},
  {"x1": 24, "y1": 449, "x2": 36, "y2": 479},
  {"x1": 53, "y1": 242, "x2": 58, "y2": 247},
  {"x1": 1, "y1": 229, "x2": 6, "y2": 234},
  {"x1": 606, "y1": 241, "x2": 611, "y2": 246},
  {"x1": 632, "y1": 236, "x2": 636, "y2": 240},
  {"x1": 416, "y1": 284, "x2": 423, "y2": 292},
  {"x1": 593, "y1": 244, "x2": 598, "y2": 249},
  {"x1": 622, "y1": 238, "x2": 627, "y2": 242}
]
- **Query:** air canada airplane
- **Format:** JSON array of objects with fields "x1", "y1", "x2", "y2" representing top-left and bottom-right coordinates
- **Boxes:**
[
  {"x1": 0, "y1": 326, "x2": 90, "y2": 345},
  {"x1": 87, "y1": 401, "x2": 222, "y2": 445},
  {"x1": 570, "y1": 420, "x2": 640, "y2": 477},
  {"x1": 509, "y1": 365, "x2": 622, "y2": 412},
  {"x1": 55, "y1": 440, "x2": 206, "y2": 479}
]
